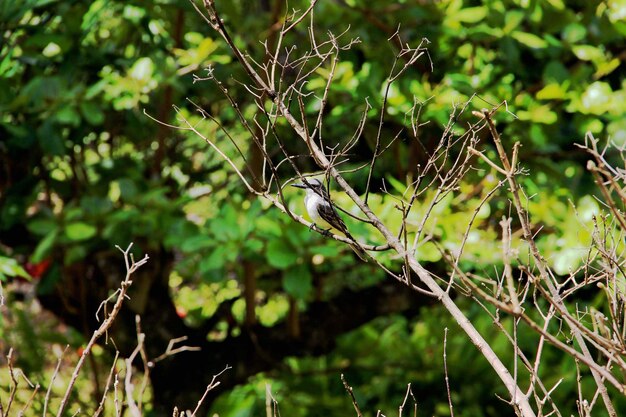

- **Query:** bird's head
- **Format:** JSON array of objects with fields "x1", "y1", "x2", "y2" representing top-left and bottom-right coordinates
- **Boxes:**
[{"x1": 291, "y1": 177, "x2": 323, "y2": 191}]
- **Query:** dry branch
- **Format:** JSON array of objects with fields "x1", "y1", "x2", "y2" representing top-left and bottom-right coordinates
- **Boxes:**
[{"x1": 55, "y1": 243, "x2": 149, "y2": 417}]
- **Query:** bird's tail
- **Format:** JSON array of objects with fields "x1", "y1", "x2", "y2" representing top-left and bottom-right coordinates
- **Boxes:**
[
  {"x1": 348, "y1": 241, "x2": 368, "y2": 262},
  {"x1": 343, "y1": 230, "x2": 367, "y2": 262}
]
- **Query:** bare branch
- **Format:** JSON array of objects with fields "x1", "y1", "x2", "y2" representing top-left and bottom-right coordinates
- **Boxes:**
[
  {"x1": 55, "y1": 243, "x2": 149, "y2": 417},
  {"x1": 188, "y1": 365, "x2": 232, "y2": 417},
  {"x1": 341, "y1": 374, "x2": 364, "y2": 417},
  {"x1": 43, "y1": 345, "x2": 69, "y2": 417},
  {"x1": 443, "y1": 328, "x2": 454, "y2": 417}
]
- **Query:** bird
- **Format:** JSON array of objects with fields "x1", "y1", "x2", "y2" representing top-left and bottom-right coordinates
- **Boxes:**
[{"x1": 291, "y1": 177, "x2": 367, "y2": 261}]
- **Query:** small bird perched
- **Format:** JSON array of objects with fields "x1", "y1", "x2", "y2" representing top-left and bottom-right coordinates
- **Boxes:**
[{"x1": 292, "y1": 178, "x2": 367, "y2": 261}]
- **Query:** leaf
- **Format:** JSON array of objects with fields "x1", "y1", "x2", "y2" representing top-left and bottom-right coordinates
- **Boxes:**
[
  {"x1": 517, "y1": 105, "x2": 558, "y2": 124},
  {"x1": 594, "y1": 58, "x2": 620, "y2": 78},
  {"x1": 80, "y1": 196, "x2": 113, "y2": 216},
  {"x1": 536, "y1": 83, "x2": 567, "y2": 100},
  {"x1": 606, "y1": 0, "x2": 626, "y2": 23},
  {"x1": 454, "y1": 7, "x2": 487, "y2": 24},
  {"x1": 255, "y1": 215, "x2": 282, "y2": 237},
  {"x1": 164, "y1": 219, "x2": 199, "y2": 249},
  {"x1": 130, "y1": 57, "x2": 154, "y2": 81},
  {"x1": 503, "y1": 11, "x2": 525, "y2": 34},
  {"x1": 180, "y1": 235, "x2": 214, "y2": 252},
  {"x1": 0, "y1": 256, "x2": 31, "y2": 281},
  {"x1": 562, "y1": 23, "x2": 587, "y2": 43},
  {"x1": 545, "y1": 0, "x2": 565, "y2": 10},
  {"x1": 27, "y1": 218, "x2": 58, "y2": 235},
  {"x1": 80, "y1": 101, "x2": 105, "y2": 125},
  {"x1": 283, "y1": 264, "x2": 312, "y2": 299},
  {"x1": 266, "y1": 239, "x2": 298, "y2": 269},
  {"x1": 243, "y1": 238, "x2": 263, "y2": 253},
  {"x1": 511, "y1": 31, "x2": 548, "y2": 49},
  {"x1": 0, "y1": 46, "x2": 18, "y2": 77},
  {"x1": 210, "y1": 204, "x2": 239, "y2": 240},
  {"x1": 31, "y1": 229, "x2": 58, "y2": 263},
  {"x1": 117, "y1": 178, "x2": 138, "y2": 200},
  {"x1": 543, "y1": 60, "x2": 569, "y2": 83},
  {"x1": 36, "y1": 263, "x2": 61, "y2": 295},
  {"x1": 65, "y1": 245, "x2": 87, "y2": 264},
  {"x1": 581, "y1": 82, "x2": 613, "y2": 114},
  {"x1": 55, "y1": 105, "x2": 81, "y2": 126},
  {"x1": 37, "y1": 120, "x2": 65, "y2": 156},
  {"x1": 285, "y1": 227, "x2": 307, "y2": 246},
  {"x1": 65, "y1": 222, "x2": 97, "y2": 241},
  {"x1": 199, "y1": 245, "x2": 227, "y2": 272},
  {"x1": 572, "y1": 45, "x2": 604, "y2": 62}
]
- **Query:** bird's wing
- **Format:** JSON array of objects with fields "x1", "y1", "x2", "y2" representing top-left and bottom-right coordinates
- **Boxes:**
[
  {"x1": 317, "y1": 202, "x2": 349, "y2": 235},
  {"x1": 315, "y1": 189, "x2": 367, "y2": 261},
  {"x1": 318, "y1": 201, "x2": 367, "y2": 261}
]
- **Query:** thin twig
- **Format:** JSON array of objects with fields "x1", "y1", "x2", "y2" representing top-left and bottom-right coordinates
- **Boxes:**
[
  {"x1": 93, "y1": 351, "x2": 120, "y2": 417},
  {"x1": 188, "y1": 365, "x2": 232, "y2": 417},
  {"x1": 341, "y1": 374, "x2": 363, "y2": 417},
  {"x1": 6, "y1": 349, "x2": 18, "y2": 416},
  {"x1": 443, "y1": 328, "x2": 454, "y2": 417},
  {"x1": 151, "y1": 336, "x2": 201, "y2": 365},
  {"x1": 19, "y1": 383, "x2": 40, "y2": 416},
  {"x1": 43, "y1": 345, "x2": 69, "y2": 417}
]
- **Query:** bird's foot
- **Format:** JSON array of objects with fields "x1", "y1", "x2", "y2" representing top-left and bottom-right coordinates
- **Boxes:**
[{"x1": 309, "y1": 223, "x2": 332, "y2": 236}]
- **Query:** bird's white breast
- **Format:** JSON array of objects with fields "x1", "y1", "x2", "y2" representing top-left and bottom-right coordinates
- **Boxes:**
[{"x1": 304, "y1": 190, "x2": 328, "y2": 224}]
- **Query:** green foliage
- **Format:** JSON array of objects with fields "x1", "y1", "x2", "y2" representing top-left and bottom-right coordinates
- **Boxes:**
[
  {"x1": 212, "y1": 301, "x2": 626, "y2": 417},
  {"x1": 0, "y1": 257, "x2": 31, "y2": 281}
]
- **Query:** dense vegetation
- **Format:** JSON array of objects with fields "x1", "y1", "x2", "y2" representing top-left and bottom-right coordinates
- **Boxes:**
[{"x1": 1, "y1": 1, "x2": 625, "y2": 416}]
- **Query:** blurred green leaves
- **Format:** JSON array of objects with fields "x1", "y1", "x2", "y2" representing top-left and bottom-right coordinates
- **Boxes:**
[
  {"x1": 283, "y1": 264, "x2": 313, "y2": 299},
  {"x1": 1, "y1": 0, "x2": 622, "y2": 314},
  {"x1": 65, "y1": 222, "x2": 97, "y2": 241},
  {"x1": 266, "y1": 239, "x2": 298, "y2": 269},
  {"x1": 0, "y1": 256, "x2": 31, "y2": 281}
]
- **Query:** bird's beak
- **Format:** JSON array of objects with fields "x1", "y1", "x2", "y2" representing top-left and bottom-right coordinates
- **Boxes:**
[{"x1": 291, "y1": 182, "x2": 307, "y2": 189}]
